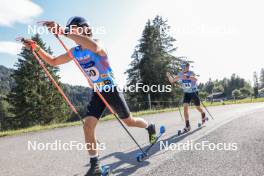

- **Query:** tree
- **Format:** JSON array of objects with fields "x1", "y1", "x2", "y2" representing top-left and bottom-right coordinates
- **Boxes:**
[
  {"x1": 253, "y1": 71, "x2": 259, "y2": 98},
  {"x1": 0, "y1": 65, "x2": 15, "y2": 95},
  {"x1": 259, "y1": 68, "x2": 264, "y2": 89},
  {"x1": 240, "y1": 87, "x2": 252, "y2": 97},
  {"x1": 232, "y1": 89, "x2": 241, "y2": 101},
  {"x1": 199, "y1": 91, "x2": 209, "y2": 101},
  {"x1": 204, "y1": 78, "x2": 214, "y2": 94},
  {"x1": 125, "y1": 15, "x2": 183, "y2": 110},
  {"x1": 0, "y1": 98, "x2": 7, "y2": 130},
  {"x1": 200, "y1": 74, "x2": 252, "y2": 98},
  {"x1": 0, "y1": 95, "x2": 14, "y2": 131},
  {"x1": 7, "y1": 34, "x2": 70, "y2": 129},
  {"x1": 213, "y1": 84, "x2": 224, "y2": 93}
]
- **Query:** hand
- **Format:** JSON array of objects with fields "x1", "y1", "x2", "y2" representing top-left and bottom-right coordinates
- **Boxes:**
[
  {"x1": 21, "y1": 39, "x2": 38, "y2": 51},
  {"x1": 189, "y1": 76, "x2": 197, "y2": 82},
  {"x1": 166, "y1": 72, "x2": 174, "y2": 84},
  {"x1": 166, "y1": 72, "x2": 171, "y2": 78},
  {"x1": 41, "y1": 21, "x2": 64, "y2": 35}
]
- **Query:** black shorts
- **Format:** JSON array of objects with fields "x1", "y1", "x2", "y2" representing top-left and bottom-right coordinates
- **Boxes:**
[
  {"x1": 183, "y1": 92, "x2": 201, "y2": 106},
  {"x1": 86, "y1": 87, "x2": 130, "y2": 119}
]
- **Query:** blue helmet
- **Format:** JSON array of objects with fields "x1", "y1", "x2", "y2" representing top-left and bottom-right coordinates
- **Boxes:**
[
  {"x1": 65, "y1": 16, "x2": 90, "y2": 33},
  {"x1": 66, "y1": 16, "x2": 90, "y2": 27}
]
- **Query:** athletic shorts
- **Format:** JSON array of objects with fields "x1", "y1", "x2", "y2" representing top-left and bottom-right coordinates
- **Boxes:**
[
  {"x1": 86, "y1": 87, "x2": 130, "y2": 119},
  {"x1": 183, "y1": 92, "x2": 201, "y2": 106}
]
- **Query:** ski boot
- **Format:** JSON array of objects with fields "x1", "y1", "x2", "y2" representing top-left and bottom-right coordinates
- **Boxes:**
[
  {"x1": 178, "y1": 125, "x2": 191, "y2": 136},
  {"x1": 85, "y1": 158, "x2": 102, "y2": 176},
  {"x1": 146, "y1": 123, "x2": 157, "y2": 144}
]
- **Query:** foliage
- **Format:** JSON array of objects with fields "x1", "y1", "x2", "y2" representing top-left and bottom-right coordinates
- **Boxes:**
[
  {"x1": 6, "y1": 34, "x2": 70, "y2": 129},
  {"x1": 232, "y1": 89, "x2": 241, "y2": 100},
  {"x1": 125, "y1": 15, "x2": 183, "y2": 111},
  {"x1": 199, "y1": 74, "x2": 252, "y2": 99}
]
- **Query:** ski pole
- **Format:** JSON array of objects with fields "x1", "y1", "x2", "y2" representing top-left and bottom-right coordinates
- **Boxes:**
[
  {"x1": 198, "y1": 94, "x2": 215, "y2": 120},
  {"x1": 16, "y1": 37, "x2": 84, "y2": 125},
  {"x1": 51, "y1": 34, "x2": 146, "y2": 156},
  {"x1": 192, "y1": 89, "x2": 215, "y2": 120},
  {"x1": 167, "y1": 72, "x2": 184, "y2": 121},
  {"x1": 178, "y1": 102, "x2": 184, "y2": 121}
]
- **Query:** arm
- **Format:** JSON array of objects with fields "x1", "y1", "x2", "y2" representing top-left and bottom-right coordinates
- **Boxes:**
[
  {"x1": 173, "y1": 75, "x2": 180, "y2": 82},
  {"x1": 66, "y1": 34, "x2": 107, "y2": 57},
  {"x1": 22, "y1": 39, "x2": 71, "y2": 66},
  {"x1": 41, "y1": 21, "x2": 107, "y2": 57},
  {"x1": 166, "y1": 72, "x2": 180, "y2": 84},
  {"x1": 188, "y1": 72, "x2": 198, "y2": 82},
  {"x1": 36, "y1": 47, "x2": 71, "y2": 66},
  {"x1": 189, "y1": 76, "x2": 197, "y2": 82}
]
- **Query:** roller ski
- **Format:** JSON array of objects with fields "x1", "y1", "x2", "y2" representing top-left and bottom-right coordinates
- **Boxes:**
[
  {"x1": 136, "y1": 125, "x2": 166, "y2": 162},
  {"x1": 85, "y1": 158, "x2": 110, "y2": 176}
]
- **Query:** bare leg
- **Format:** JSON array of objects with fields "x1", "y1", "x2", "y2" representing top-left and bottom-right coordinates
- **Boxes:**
[
  {"x1": 83, "y1": 116, "x2": 98, "y2": 156},
  {"x1": 196, "y1": 105, "x2": 206, "y2": 123},
  {"x1": 195, "y1": 105, "x2": 204, "y2": 114},
  {"x1": 122, "y1": 115, "x2": 156, "y2": 144},
  {"x1": 122, "y1": 115, "x2": 148, "y2": 128},
  {"x1": 183, "y1": 103, "x2": 189, "y2": 121},
  {"x1": 183, "y1": 103, "x2": 190, "y2": 129},
  {"x1": 83, "y1": 116, "x2": 103, "y2": 175}
]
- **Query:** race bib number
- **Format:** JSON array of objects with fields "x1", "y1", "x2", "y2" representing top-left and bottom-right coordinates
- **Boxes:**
[
  {"x1": 182, "y1": 82, "x2": 191, "y2": 89},
  {"x1": 86, "y1": 66, "x2": 100, "y2": 81},
  {"x1": 181, "y1": 80, "x2": 192, "y2": 90}
]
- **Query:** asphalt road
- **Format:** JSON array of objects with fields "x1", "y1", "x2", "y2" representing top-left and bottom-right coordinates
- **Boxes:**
[{"x1": 1, "y1": 103, "x2": 264, "y2": 176}]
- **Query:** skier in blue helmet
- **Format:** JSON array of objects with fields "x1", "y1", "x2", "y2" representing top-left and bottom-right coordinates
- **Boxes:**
[{"x1": 22, "y1": 16, "x2": 157, "y2": 176}]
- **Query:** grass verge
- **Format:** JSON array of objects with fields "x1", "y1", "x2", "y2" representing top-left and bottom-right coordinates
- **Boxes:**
[{"x1": 1, "y1": 97, "x2": 264, "y2": 137}]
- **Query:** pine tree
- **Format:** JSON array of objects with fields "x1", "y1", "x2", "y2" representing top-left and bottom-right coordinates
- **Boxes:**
[
  {"x1": 0, "y1": 96, "x2": 14, "y2": 131},
  {"x1": 126, "y1": 15, "x2": 183, "y2": 110},
  {"x1": 204, "y1": 78, "x2": 214, "y2": 94},
  {"x1": 7, "y1": 34, "x2": 70, "y2": 129},
  {"x1": 253, "y1": 71, "x2": 259, "y2": 98},
  {"x1": 0, "y1": 97, "x2": 6, "y2": 131},
  {"x1": 259, "y1": 68, "x2": 264, "y2": 89}
]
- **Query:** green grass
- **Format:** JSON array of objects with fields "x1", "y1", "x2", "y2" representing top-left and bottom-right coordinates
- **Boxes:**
[
  {"x1": 0, "y1": 121, "x2": 81, "y2": 137},
  {"x1": 1, "y1": 97, "x2": 264, "y2": 137}
]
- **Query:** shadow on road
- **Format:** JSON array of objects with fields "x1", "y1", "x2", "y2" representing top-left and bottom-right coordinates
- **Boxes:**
[{"x1": 79, "y1": 126, "x2": 204, "y2": 176}]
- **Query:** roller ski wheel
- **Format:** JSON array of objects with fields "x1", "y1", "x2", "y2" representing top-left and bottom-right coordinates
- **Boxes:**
[
  {"x1": 198, "y1": 120, "x2": 208, "y2": 128},
  {"x1": 160, "y1": 125, "x2": 166, "y2": 134},
  {"x1": 177, "y1": 130, "x2": 182, "y2": 136},
  {"x1": 101, "y1": 165, "x2": 110, "y2": 176},
  {"x1": 136, "y1": 125, "x2": 166, "y2": 162},
  {"x1": 136, "y1": 152, "x2": 147, "y2": 162}
]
